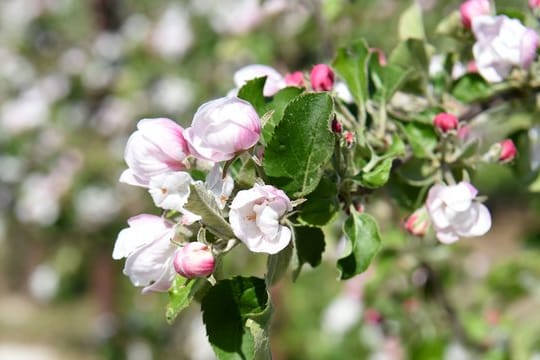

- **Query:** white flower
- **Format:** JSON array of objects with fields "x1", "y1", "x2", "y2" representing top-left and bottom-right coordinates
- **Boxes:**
[
  {"x1": 229, "y1": 184, "x2": 292, "y2": 254},
  {"x1": 205, "y1": 164, "x2": 234, "y2": 209},
  {"x1": 425, "y1": 182, "x2": 491, "y2": 243},
  {"x1": 148, "y1": 171, "x2": 193, "y2": 212},
  {"x1": 233, "y1": 64, "x2": 286, "y2": 96},
  {"x1": 472, "y1": 15, "x2": 539, "y2": 82},
  {"x1": 113, "y1": 214, "x2": 177, "y2": 293}
]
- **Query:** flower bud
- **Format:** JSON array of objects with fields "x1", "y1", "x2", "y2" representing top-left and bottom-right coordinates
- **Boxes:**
[
  {"x1": 530, "y1": 0, "x2": 540, "y2": 10},
  {"x1": 499, "y1": 139, "x2": 517, "y2": 162},
  {"x1": 284, "y1": 71, "x2": 305, "y2": 87},
  {"x1": 173, "y1": 242, "x2": 215, "y2": 278},
  {"x1": 344, "y1": 131, "x2": 355, "y2": 148},
  {"x1": 310, "y1": 64, "x2": 334, "y2": 91},
  {"x1": 184, "y1": 97, "x2": 261, "y2": 162},
  {"x1": 433, "y1": 113, "x2": 458, "y2": 133},
  {"x1": 404, "y1": 207, "x2": 430, "y2": 237},
  {"x1": 369, "y1": 48, "x2": 387, "y2": 66},
  {"x1": 331, "y1": 116, "x2": 342, "y2": 134},
  {"x1": 457, "y1": 125, "x2": 471, "y2": 140},
  {"x1": 460, "y1": 0, "x2": 491, "y2": 29}
]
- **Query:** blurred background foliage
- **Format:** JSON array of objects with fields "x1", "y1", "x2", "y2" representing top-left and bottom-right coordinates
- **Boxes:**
[{"x1": 1, "y1": 0, "x2": 539, "y2": 359}]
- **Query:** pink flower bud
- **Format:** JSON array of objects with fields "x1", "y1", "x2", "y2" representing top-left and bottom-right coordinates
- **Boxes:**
[
  {"x1": 499, "y1": 139, "x2": 517, "y2": 162},
  {"x1": 433, "y1": 113, "x2": 459, "y2": 133},
  {"x1": 404, "y1": 207, "x2": 430, "y2": 236},
  {"x1": 520, "y1": 29, "x2": 539, "y2": 68},
  {"x1": 530, "y1": 0, "x2": 540, "y2": 9},
  {"x1": 310, "y1": 64, "x2": 334, "y2": 91},
  {"x1": 466, "y1": 61, "x2": 478, "y2": 73},
  {"x1": 331, "y1": 116, "x2": 342, "y2": 134},
  {"x1": 174, "y1": 242, "x2": 215, "y2": 278},
  {"x1": 184, "y1": 97, "x2": 261, "y2": 162},
  {"x1": 364, "y1": 308, "x2": 382, "y2": 325},
  {"x1": 119, "y1": 118, "x2": 189, "y2": 187},
  {"x1": 457, "y1": 125, "x2": 471, "y2": 140},
  {"x1": 344, "y1": 131, "x2": 355, "y2": 148},
  {"x1": 284, "y1": 71, "x2": 305, "y2": 87},
  {"x1": 460, "y1": 0, "x2": 491, "y2": 29}
]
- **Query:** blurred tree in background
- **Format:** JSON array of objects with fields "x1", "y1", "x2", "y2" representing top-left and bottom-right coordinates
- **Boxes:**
[{"x1": 1, "y1": 0, "x2": 540, "y2": 359}]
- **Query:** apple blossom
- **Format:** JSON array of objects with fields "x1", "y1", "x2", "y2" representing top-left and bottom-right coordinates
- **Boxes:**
[
  {"x1": 530, "y1": 0, "x2": 540, "y2": 9},
  {"x1": 205, "y1": 164, "x2": 234, "y2": 209},
  {"x1": 472, "y1": 15, "x2": 539, "y2": 83},
  {"x1": 184, "y1": 97, "x2": 261, "y2": 162},
  {"x1": 229, "y1": 184, "x2": 292, "y2": 254},
  {"x1": 119, "y1": 118, "x2": 189, "y2": 187},
  {"x1": 113, "y1": 214, "x2": 177, "y2": 293},
  {"x1": 433, "y1": 113, "x2": 458, "y2": 133},
  {"x1": 499, "y1": 139, "x2": 517, "y2": 162},
  {"x1": 173, "y1": 242, "x2": 216, "y2": 278},
  {"x1": 459, "y1": 0, "x2": 490, "y2": 29},
  {"x1": 425, "y1": 182, "x2": 491, "y2": 244},
  {"x1": 148, "y1": 171, "x2": 192, "y2": 212},
  {"x1": 310, "y1": 64, "x2": 334, "y2": 91},
  {"x1": 233, "y1": 64, "x2": 286, "y2": 96}
]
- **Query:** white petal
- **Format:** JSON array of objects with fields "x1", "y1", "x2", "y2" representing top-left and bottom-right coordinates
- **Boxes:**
[
  {"x1": 459, "y1": 203, "x2": 491, "y2": 237},
  {"x1": 435, "y1": 228, "x2": 460, "y2": 244},
  {"x1": 119, "y1": 169, "x2": 148, "y2": 187}
]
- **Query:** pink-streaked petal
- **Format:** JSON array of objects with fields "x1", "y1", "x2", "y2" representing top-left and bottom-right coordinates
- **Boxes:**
[
  {"x1": 119, "y1": 169, "x2": 148, "y2": 187},
  {"x1": 435, "y1": 228, "x2": 460, "y2": 244}
]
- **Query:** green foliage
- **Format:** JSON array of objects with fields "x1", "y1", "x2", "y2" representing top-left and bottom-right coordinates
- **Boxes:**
[
  {"x1": 451, "y1": 74, "x2": 493, "y2": 103},
  {"x1": 166, "y1": 276, "x2": 210, "y2": 324},
  {"x1": 389, "y1": 39, "x2": 429, "y2": 94},
  {"x1": 337, "y1": 210, "x2": 381, "y2": 279},
  {"x1": 332, "y1": 39, "x2": 371, "y2": 109},
  {"x1": 184, "y1": 183, "x2": 235, "y2": 240},
  {"x1": 401, "y1": 122, "x2": 438, "y2": 158},
  {"x1": 263, "y1": 93, "x2": 335, "y2": 197},
  {"x1": 266, "y1": 244, "x2": 293, "y2": 286},
  {"x1": 354, "y1": 157, "x2": 395, "y2": 189},
  {"x1": 298, "y1": 176, "x2": 339, "y2": 226},
  {"x1": 398, "y1": 2, "x2": 426, "y2": 40},
  {"x1": 261, "y1": 87, "x2": 304, "y2": 145},
  {"x1": 238, "y1": 77, "x2": 267, "y2": 115},
  {"x1": 201, "y1": 277, "x2": 272, "y2": 360},
  {"x1": 292, "y1": 226, "x2": 326, "y2": 280}
]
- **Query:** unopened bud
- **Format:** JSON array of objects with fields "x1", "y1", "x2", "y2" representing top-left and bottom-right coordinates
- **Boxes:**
[
  {"x1": 530, "y1": 0, "x2": 540, "y2": 10},
  {"x1": 433, "y1": 112, "x2": 459, "y2": 133},
  {"x1": 457, "y1": 125, "x2": 471, "y2": 141},
  {"x1": 499, "y1": 139, "x2": 517, "y2": 162},
  {"x1": 284, "y1": 71, "x2": 305, "y2": 87},
  {"x1": 404, "y1": 207, "x2": 430, "y2": 237},
  {"x1": 344, "y1": 131, "x2": 355, "y2": 148},
  {"x1": 331, "y1": 116, "x2": 342, "y2": 134},
  {"x1": 310, "y1": 64, "x2": 334, "y2": 91},
  {"x1": 369, "y1": 48, "x2": 387, "y2": 66},
  {"x1": 460, "y1": 0, "x2": 491, "y2": 29},
  {"x1": 173, "y1": 242, "x2": 215, "y2": 278}
]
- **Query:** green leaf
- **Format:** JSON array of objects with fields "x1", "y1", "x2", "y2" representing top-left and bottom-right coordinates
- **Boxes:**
[
  {"x1": 355, "y1": 157, "x2": 394, "y2": 189},
  {"x1": 166, "y1": 276, "x2": 210, "y2": 324},
  {"x1": 298, "y1": 176, "x2": 339, "y2": 226},
  {"x1": 184, "y1": 183, "x2": 235, "y2": 240},
  {"x1": 263, "y1": 93, "x2": 335, "y2": 197},
  {"x1": 202, "y1": 277, "x2": 272, "y2": 360},
  {"x1": 293, "y1": 226, "x2": 325, "y2": 280},
  {"x1": 370, "y1": 58, "x2": 411, "y2": 102},
  {"x1": 237, "y1": 77, "x2": 267, "y2": 115},
  {"x1": 337, "y1": 210, "x2": 381, "y2": 280},
  {"x1": 266, "y1": 244, "x2": 293, "y2": 286},
  {"x1": 332, "y1": 39, "x2": 371, "y2": 108},
  {"x1": 398, "y1": 2, "x2": 425, "y2": 40},
  {"x1": 451, "y1": 73, "x2": 493, "y2": 103},
  {"x1": 401, "y1": 122, "x2": 438, "y2": 158},
  {"x1": 389, "y1": 39, "x2": 429, "y2": 94},
  {"x1": 261, "y1": 86, "x2": 304, "y2": 145},
  {"x1": 435, "y1": 11, "x2": 462, "y2": 36}
]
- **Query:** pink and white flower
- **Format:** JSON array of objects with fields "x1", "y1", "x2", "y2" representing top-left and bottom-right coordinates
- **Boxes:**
[
  {"x1": 119, "y1": 118, "x2": 189, "y2": 187},
  {"x1": 113, "y1": 214, "x2": 177, "y2": 293},
  {"x1": 472, "y1": 15, "x2": 539, "y2": 82},
  {"x1": 229, "y1": 184, "x2": 292, "y2": 254},
  {"x1": 148, "y1": 171, "x2": 193, "y2": 212},
  {"x1": 205, "y1": 164, "x2": 234, "y2": 209},
  {"x1": 173, "y1": 242, "x2": 216, "y2": 278},
  {"x1": 184, "y1": 97, "x2": 261, "y2": 162},
  {"x1": 425, "y1": 182, "x2": 491, "y2": 244},
  {"x1": 233, "y1": 64, "x2": 286, "y2": 96}
]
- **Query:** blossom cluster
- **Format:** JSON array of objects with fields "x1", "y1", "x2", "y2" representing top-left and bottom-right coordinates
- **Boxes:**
[{"x1": 113, "y1": 95, "x2": 293, "y2": 292}]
